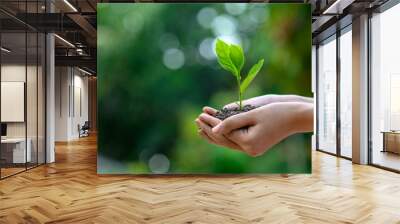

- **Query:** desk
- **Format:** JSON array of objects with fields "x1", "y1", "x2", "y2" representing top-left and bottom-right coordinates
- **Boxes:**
[
  {"x1": 382, "y1": 131, "x2": 400, "y2": 154},
  {"x1": 1, "y1": 138, "x2": 31, "y2": 163}
]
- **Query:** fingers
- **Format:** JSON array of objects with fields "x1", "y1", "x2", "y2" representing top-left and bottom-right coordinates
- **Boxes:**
[
  {"x1": 199, "y1": 113, "x2": 220, "y2": 127},
  {"x1": 202, "y1": 107, "x2": 218, "y2": 116},
  {"x1": 198, "y1": 129, "x2": 215, "y2": 144},
  {"x1": 196, "y1": 119, "x2": 216, "y2": 140},
  {"x1": 223, "y1": 102, "x2": 240, "y2": 110},
  {"x1": 212, "y1": 112, "x2": 254, "y2": 135},
  {"x1": 196, "y1": 118, "x2": 243, "y2": 151},
  {"x1": 227, "y1": 128, "x2": 248, "y2": 143}
]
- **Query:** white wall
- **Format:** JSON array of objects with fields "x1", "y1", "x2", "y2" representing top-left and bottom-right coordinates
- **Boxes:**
[
  {"x1": 55, "y1": 66, "x2": 70, "y2": 141},
  {"x1": 1, "y1": 65, "x2": 38, "y2": 138},
  {"x1": 55, "y1": 67, "x2": 89, "y2": 141}
]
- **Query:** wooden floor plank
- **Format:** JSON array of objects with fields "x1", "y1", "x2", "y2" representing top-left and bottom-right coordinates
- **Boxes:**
[{"x1": 1, "y1": 135, "x2": 400, "y2": 223}]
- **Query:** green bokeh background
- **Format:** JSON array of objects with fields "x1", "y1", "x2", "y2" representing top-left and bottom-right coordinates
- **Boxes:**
[{"x1": 98, "y1": 3, "x2": 311, "y2": 174}]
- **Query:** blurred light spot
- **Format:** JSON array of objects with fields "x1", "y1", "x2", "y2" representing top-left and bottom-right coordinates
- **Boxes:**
[
  {"x1": 97, "y1": 25, "x2": 111, "y2": 48},
  {"x1": 159, "y1": 33, "x2": 180, "y2": 51},
  {"x1": 197, "y1": 7, "x2": 218, "y2": 29},
  {"x1": 198, "y1": 38, "x2": 216, "y2": 60},
  {"x1": 215, "y1": 35, "x2": 242, "y2": 46},
  {"x1": 163, "y1": 48, "x2": 185, "y2": 70},
  {"x1": 211, "y1": 15, "x2": 237, "y2": 36},
  {"x1": 224, "y1": 3, "x2": 247, "y2": 15},
  {"x1": 250, "y1": 7, "x2": 268, "y2": 24},
  {"x1": 238, "y1": 14, "x2": 258, "y2": 32},
  {"x1": 122, "y1": 12, "x2": 144, "y2": 35},
  {"x1": 148, "y1": 153, "x2": 170, "y2": 174}
]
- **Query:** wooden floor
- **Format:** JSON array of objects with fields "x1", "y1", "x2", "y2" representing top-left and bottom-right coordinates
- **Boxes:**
[
  {"x1": 1, "y1": 135, "x2": 400, "y2": 224},
  {"x1": 1, "y1": 167, "x2": 26, "y2": 178},
  {"x1": 372, "y1": 150, "x2": 400, "y2": 171}
]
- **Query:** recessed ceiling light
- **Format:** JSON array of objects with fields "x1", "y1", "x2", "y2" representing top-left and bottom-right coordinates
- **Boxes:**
[
  {"x1": 323, "y1": 0, "x2": 354, "y2": 15},
  {"x1": 63, "y1": 0, "x2": 78, "y2": 12},
  {"x1": 54, "y1": 34, "x2": 75, "y2": 48},
  {"x1": 78, "y1": 67, "x2": 93, "y2": 76},
  {"x1": 1, "y1": 47, "x2": 11, "y2": 53}
]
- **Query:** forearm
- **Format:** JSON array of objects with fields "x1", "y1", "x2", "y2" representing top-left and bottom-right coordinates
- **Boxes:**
[
  {"x1": 264, "y1": 102, "x2": 314, "y2": 136},
  {"x1": 269, "y1": 94, "x2": 313, "y2": 104}
]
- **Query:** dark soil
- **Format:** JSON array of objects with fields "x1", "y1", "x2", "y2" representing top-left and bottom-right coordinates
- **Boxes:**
[{"x1": 214, "y1": 105, "x2": 257, "y2": 120}]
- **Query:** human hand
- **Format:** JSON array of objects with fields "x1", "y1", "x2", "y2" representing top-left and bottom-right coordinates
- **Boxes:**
[
  {"x1": 224, "y1": 94, "x2": 313, "y2": 109},
  {"x1": 195, "y1": 107, "x2": 243, "y2": 151},
  {"x1": 198, "y1": 102, "x2": 313, "y2": 157}
]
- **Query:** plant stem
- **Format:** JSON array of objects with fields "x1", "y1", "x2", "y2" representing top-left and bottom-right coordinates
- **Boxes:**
[{"x1": 237, "y1": 76, "x2": 242, "y2": 110}]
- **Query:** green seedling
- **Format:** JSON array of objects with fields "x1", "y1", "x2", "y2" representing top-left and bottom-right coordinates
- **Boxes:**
[{"x1": 215, "y1": 39, "x2": 264, "y2": 110}]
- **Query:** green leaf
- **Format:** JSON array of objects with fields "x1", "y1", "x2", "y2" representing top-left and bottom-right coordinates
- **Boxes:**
[
  {"x1": 215, "y1": 39, "x2": 238, "y2": 77},
  {"x1": 240, "y1": 59, "x2": 264, "y2": 93},
  {"x1": 229, "y1": 44, "x2": 244, "y2": 77}
]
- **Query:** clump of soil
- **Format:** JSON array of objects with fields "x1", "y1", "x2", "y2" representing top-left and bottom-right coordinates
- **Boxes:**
[{"x1": 214, "y1": 105, "x2": 257, "y2": 120}]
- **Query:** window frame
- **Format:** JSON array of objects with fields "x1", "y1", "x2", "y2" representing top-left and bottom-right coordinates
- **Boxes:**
[{"x1": 315, "y1": 19, "x2": 353, "y2": 161}]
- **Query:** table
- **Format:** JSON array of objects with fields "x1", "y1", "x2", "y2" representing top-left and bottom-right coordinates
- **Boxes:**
[
  {"x1": 1, "y1": 138, "x2": 31, "y2": 163},
  {"x1": 381, "y1": 131, "x2": 400, "y2": 154}
]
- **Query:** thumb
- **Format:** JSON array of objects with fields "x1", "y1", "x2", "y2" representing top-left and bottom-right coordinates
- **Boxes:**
[
  {"x1": 212, "y1": 113, "x2": 254, "y2": 134},
  {"x1": 223, "y1": 102, "x2": 240, "y2": 110}
]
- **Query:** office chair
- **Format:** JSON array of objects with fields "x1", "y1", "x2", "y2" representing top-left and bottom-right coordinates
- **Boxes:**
[{"x1": 79, "y1": 121, "x2": 90, "y2": 138}]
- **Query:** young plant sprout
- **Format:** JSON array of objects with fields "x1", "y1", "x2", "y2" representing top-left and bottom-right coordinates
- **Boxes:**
[{"x1": 215, "y1": 39, "x2": 264, "y2": 110}]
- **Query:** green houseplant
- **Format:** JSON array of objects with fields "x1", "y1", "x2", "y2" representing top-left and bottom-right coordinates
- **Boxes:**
[{"x1": 214, "y1": 39, "x2": 264, "y2": 120}]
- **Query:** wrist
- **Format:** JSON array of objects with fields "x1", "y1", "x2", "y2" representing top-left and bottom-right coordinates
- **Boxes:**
[{"x1": 289, "y1": 102, "x2": 314, "y2": 134}]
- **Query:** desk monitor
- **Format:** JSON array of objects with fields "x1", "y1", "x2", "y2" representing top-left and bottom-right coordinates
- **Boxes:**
[{"x1": 1, "y1": 123, "x2": 7, "y2": 137}]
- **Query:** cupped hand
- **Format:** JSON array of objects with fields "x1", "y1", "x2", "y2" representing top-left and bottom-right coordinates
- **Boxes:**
[
  {"x1": 223, "y1": 94, "x2": 313, "y2": 110},
  {"x1": 198, "y1": 102, "x2": 313, "y2": 157},
  {"x1": 195, "y1": 107, "x2": 243, "y2": 151}
]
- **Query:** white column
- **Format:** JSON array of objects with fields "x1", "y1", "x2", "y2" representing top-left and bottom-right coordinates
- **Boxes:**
[
  {"x1": 46, "y1": 32, "x2": 55, "y2": 163},
  {"x1": 45, "y1": 0, "x2": 56, "y2": 163},
  {"x1": 352, "y1": 14, "x2": 369, "y2": 164}
]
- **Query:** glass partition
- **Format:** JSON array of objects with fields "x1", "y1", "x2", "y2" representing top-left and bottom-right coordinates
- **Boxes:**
[
  {"x1": 1, "y1": 30, "x2": 28, "y2": 177},
  {"x1": 0, "y1": 2, "x2": 46, "y2": 179},
  {"x1": 317, "y1": 35, "x2": 337, "y2": 154}
]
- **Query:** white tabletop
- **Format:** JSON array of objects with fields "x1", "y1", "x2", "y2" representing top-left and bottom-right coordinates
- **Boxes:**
[{"x1": 1, "y1": 138, "x2": 27, "y2": 143}]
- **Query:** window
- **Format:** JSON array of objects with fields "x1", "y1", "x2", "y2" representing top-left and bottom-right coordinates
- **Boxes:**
[
  {"x1": 370, "y1": 3, "x2": 400, "y2": 171},
  {"x1": 317, "y1": 36, "x2": 337, "y2": 154},
  {"x1": 339, "y1": 27, "x2": 352, "y2": 158}
]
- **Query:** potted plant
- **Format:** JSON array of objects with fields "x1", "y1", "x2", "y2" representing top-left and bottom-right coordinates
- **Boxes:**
[{"x1": 214, "y1": 39, "x2": 264, "y2": 120}]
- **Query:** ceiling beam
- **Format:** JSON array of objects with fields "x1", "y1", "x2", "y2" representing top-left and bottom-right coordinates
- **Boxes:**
[
  {"x1": 67, "y1": 13, "x2": 97, "y2": 39},
  {"x1": 55, "y1": 55, "x2": 96, "y2": 72}
]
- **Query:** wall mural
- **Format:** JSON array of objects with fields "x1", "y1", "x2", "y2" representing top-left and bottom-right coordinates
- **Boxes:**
[{"x1": 98, "y1": 3, "x2": 312, "y2": 174}]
